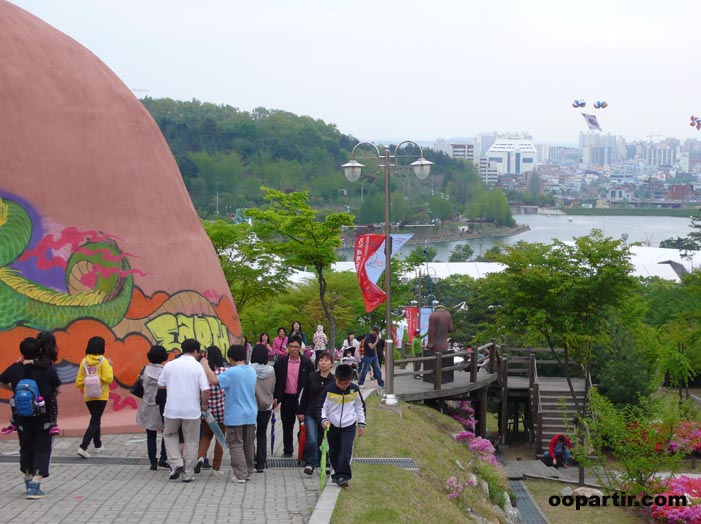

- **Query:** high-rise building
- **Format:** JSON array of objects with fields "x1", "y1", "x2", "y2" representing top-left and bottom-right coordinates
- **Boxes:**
[{"x1": 484, "y1": 138, "x2": 537, "y2": 176}]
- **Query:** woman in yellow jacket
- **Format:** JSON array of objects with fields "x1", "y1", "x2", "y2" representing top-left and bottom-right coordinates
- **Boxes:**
[{"x1": 75, "y1": 336, "x2": 114, "y2": 459}]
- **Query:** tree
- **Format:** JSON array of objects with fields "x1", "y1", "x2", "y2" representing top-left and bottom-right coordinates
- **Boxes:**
[
  {"x1": 449, "y1": 244, "x2": 474, "y2": 262},
  {"x1": 574, "y1": 391, "x2": 685, "y2": 497},
  {"x1": 201, "y1": 220, "x2": 293, "y2": 314},
  {"x1": 480, "y1": 229, "x2": 637, "y2": 410},
  {"x1": 245, "y1": 188, "x2": 354, "y2": 348},
  {"x1": 659, "y1": 236, "x2": 699, "y2": 251}
]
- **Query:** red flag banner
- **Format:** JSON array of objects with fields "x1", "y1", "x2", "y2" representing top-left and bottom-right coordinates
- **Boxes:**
[
  {"x1": 405, "y1": 306, "x2": 418, "y2": 343},
  {"x1": 354, "y1": 234, "x2": 387, "y2": 312}
]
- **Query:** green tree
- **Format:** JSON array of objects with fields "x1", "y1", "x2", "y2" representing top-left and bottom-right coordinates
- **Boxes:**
[
  {"x1": 659, "y1": 236, "x2": 699, "y2": 251},
  {"x1": 245, "y1": 188, "x2": 354, "y2": 347},
  {"x1": 480, "y1": 230, "x2": 637, "y2": 409},
  {"x1": 574, "y1": 391, "x2": 685, "y2": 496},
  {"x1": 449, "y1": 244, "x2": 474, "y2": 262},
  {"x1": 201, "y1": 220, "x2": 293, "y2": 314}
]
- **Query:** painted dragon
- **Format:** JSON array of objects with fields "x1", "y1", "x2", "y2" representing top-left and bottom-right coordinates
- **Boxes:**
[{"x1": 0, "y1": 196, "x2": 133, "y2": 331}]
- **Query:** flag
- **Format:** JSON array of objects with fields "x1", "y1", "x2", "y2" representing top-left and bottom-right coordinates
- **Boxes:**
[
  {"x1": 581, "y1": 113, "x2": 602, "y2": 132},
  {"x1": 405, "y1": 306, "x2": 419, "y2": 342},
  {"x1": 354, "y1": 233, "x2": 413, "y2": 312}
]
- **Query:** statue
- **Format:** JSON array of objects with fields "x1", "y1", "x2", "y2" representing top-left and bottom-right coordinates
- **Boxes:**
[{"x1": 427, "y1": 307, "x2": 454, "y2": 353}]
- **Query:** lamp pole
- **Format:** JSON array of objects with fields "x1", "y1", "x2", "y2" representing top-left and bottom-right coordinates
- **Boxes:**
[{"x1": 343, "y1": 142, "x2": 433, "y2": 406}]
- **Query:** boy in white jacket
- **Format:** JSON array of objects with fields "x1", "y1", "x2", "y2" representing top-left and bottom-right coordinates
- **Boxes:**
[{"x1": 320, "y1": 364, "x2": 366, "y2": 487}]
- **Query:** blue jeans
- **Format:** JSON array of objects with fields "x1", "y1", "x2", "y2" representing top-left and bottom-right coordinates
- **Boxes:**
[
  {"x1": 543, "y1": 449, "x2": 571, "y2": 466},
  {"x1": 358, "y1": 355, "x2": 384, "y2": 387},
  {"x1": 303, "y1": 416, "x2": 327, "y2": 468}
]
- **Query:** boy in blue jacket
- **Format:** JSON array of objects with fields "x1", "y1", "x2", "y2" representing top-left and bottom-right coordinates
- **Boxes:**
[{"x1": 320, "y1": 364, "x2": 366, "y2": 487}]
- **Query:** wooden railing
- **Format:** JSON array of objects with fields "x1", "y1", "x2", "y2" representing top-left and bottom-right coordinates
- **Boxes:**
[
  {"x1": 393, "y1": 340, "x2": 501, "y2": 392},
  {"x1": 528, "y1": 352, "x2": 544, "y2": 452}
]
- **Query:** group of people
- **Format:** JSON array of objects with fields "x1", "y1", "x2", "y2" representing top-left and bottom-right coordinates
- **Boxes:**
[
  {"x1": 259, "y1": 321, "x2": 329, "y2": 362},
  {"x1": 338, "y1": 326, "x2": 385, "y2": 388},
  {"x1": 0, "y1": 322, "x2": 371, "y2": 499},
  {"x1": 133, "y1": 333, "x2": 367, "y2": 488}
]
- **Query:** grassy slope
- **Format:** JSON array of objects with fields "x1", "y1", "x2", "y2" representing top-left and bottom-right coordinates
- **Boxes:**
[
  {"x1": 330, "y1": 396, "x2": 508, "y2": 524},
  {"x1": 525, "y1": 480, "x2": 648, "y2": 524}
]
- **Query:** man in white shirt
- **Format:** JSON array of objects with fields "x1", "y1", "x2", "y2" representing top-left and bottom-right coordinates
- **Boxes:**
[{"x1": 158, "y1": 339, "x2": 210, "y2": 483}]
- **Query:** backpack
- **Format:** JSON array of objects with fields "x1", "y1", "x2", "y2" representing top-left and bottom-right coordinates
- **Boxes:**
[
  {"x1": 14, "y1": 371, "x2": 41, "y2": 418},
  {"x1": 84, "y1": 357, "x2": 104, "y2": 399}
]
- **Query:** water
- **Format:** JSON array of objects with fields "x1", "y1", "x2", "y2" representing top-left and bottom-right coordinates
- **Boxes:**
[{"x1": 421, "y1": 214, "x2": 693, "y2": 262}]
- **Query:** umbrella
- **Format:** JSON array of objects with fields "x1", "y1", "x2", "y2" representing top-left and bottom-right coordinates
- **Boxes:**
[
  {"x1": 297, "y1": 421, "x2": 307, "y2": 463},
  {"x1": 203, "y1": 410, "x2": 227, "y2": 449},
  {"x1": 270, "y1": 412, "x2": 276, "y2": 455},
  {"x1": 319, "y1": 427, "x2": 329, "y2": 490}
]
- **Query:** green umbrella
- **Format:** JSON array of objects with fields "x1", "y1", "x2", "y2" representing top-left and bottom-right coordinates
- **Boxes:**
[{"x1": 319, "y1": 427, "x2": 329, "y2": 490}]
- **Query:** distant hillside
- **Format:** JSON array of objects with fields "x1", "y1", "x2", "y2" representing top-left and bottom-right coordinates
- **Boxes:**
[{"x1": 141, "y1": 97, "x2": 509, "y2": 227}]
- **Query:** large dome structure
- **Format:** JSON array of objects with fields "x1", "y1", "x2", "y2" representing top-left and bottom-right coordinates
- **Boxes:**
[{"x1": 0, "y1": 2, "x2": 240, "y2": 429}]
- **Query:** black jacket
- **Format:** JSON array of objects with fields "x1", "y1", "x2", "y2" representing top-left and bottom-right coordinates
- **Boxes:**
[
  {"x1": 297, "y1": 371, "x2": 335, "y2": 417},
  {"x1": 273, "y1": 354, "x2": 314, "y2": 401}
]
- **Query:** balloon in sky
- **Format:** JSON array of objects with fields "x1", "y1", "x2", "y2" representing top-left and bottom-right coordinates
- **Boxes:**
[
  {"x1": 571, "y1": 99, "x2": 586, "y2": 108},
  {"x1": 690, "y1": 115, "x2": 701, "y2": 130},
  {"x1": 594, "y1": 101, "x2": 608, "y2": 109}
]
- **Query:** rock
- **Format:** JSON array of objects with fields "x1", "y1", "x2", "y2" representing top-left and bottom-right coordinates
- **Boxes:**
[
  {"x1": 573, "y1": 487, "x2": 603, "y2": 498},
  {"x1": 560, "y1": 486, "x2": 573, "y2": 497},
  {"x1": 480, "y1": 480, "x2": 490, "y2": 497}
]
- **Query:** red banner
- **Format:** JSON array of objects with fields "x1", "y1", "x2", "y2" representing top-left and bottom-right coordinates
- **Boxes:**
[
  {"x1": 354, "y1": 234, "x2": 387, "y2": 312},
  {"x1": 405, "y1": 306, "x2": 418, "y2": 343}
]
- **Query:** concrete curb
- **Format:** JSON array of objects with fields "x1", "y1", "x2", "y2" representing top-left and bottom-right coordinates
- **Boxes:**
[
  {"x1": 307, "y1": 483, "x2": 341, "y2": 524},
  {"x1": 305, "y1": 385, "x2": 379, "y2": 523}
]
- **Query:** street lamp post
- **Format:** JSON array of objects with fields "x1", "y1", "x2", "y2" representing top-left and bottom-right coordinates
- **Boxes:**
[{"x1": 342, "y1": 142, "x2": 432, "y2": 405}]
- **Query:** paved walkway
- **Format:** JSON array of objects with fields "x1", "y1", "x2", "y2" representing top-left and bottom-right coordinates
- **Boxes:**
[
  {"x1": 0, "y1": 387, "x2": 383, "y2": 523},
  {"x1": 0, "y1": 415, "x2": 321, "y2": 524}
]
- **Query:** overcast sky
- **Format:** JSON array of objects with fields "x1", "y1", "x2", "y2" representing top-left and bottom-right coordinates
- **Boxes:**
[{"x1": 10, "y1": 0, "x2": 701, "y2": 145}]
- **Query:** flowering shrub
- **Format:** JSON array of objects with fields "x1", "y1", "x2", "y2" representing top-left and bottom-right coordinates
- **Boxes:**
[
  {"x1": 445, "y1": 476, "x2": 464, "y2": 499},
  {"x1": 470, "y1": 437, "x2": 497, "y2": 465},
  {"x1": 670, "y1": 421, "x2": 701, "y2": 455},
  {"x1": 650, "y1": 476, "x2": 701, "y2": 523},
  {"x1": 445, "y1": 474, "x2": 478, "y2": 500},
  {"x1": 454, "y1": 431, "x2": 476, "y2": 442},
  {"x1": 447, "y1": 400, "x2": 476, "y2": 430}
]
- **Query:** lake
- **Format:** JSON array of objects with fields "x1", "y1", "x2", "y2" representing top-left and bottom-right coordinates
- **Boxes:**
[
  {"x1": 336, "y1": 214, "x2": 695, "y2": 262},
  {"x1": 415, "y1": 214, "x2": 693, "y2": 262}
]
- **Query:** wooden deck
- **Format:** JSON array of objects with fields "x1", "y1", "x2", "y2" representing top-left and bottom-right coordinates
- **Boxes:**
[
  {"x1": 507, "y1": 376, "x2": 586, "y2": 392},
  {"x1": 393, "y1": 369, "x2": 498, "y2": 402},
  {"x1": 502, "y1": 458, "x2": 603, "y2": 485}
]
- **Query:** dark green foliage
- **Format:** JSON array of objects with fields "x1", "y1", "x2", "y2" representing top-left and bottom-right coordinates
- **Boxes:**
[
  {"x1": 140, "y1": 97, "x2": 513, "y2": 228},
  {"x1": 449, "y1": 244, "x2": 474, "y2": 262},
  {"x1": 659, "y1": 236, "x2": 700, "y2": 250}
]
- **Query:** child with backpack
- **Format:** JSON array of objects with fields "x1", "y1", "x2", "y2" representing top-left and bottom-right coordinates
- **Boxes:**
[
  {"x1": 75, "y1": 336, "x2": 114, "y2": 458},
  {"x1": 0, "y1": 337, "x2": 61, "y2": 499},
  {"x1": 2, "y1": 331, "x2": 61, "y2": 436}
]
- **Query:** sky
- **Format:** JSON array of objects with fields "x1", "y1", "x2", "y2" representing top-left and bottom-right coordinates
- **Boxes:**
[{"x1": 9, "y1": 0, "x2": 701, "y2": 145}]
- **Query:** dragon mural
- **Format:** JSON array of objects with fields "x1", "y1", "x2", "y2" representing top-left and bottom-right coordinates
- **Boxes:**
[
  {"x1": 0, "y1": 193, "x2": 238, "y2": 411},
  {"x1": 0, "y1": 2, "x2": 241, "y2": 427}
]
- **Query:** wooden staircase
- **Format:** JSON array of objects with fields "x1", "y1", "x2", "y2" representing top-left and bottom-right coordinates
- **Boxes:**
[
  {"x1": 522, "y1": 351, "x2": 588, "y2": 454},
  {"x1": 536, "y1": 386, "x2": 586, "y2": 453}
]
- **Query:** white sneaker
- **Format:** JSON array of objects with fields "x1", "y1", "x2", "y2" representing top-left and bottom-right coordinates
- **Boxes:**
[
  {"x1": 77, "y1": 448, "x2": 91, "y2": 459},
  {"x1": 211, "y1": 469, "x2": 224, "y2": 476},
  {"x1": 93, "y1": 445, "x2": 106, "y2": 453},
  {"x1": 233, "y1": 478, "x2": 246, "y2": 484}
]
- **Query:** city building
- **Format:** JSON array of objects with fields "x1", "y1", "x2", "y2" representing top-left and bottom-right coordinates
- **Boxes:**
[{"x1": 484, "y1": 138, "x2": 537, "y2": 176}]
